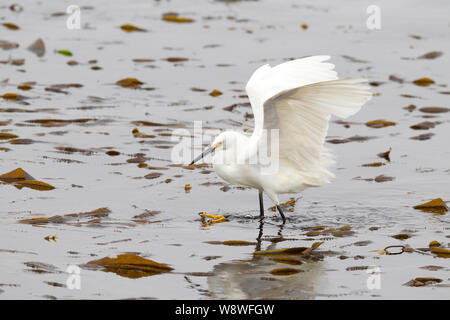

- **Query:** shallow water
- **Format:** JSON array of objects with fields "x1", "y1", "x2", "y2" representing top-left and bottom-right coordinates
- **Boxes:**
[{"x1": 0, "y1": 0, "x2": 449, "y2": 299}]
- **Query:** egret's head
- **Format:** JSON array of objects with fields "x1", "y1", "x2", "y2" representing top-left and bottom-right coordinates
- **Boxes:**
[
  {"x1": 189, "y1": 131, "x2": 240, "y2": 165},
  {"x1": 212, "y1": 131, "x2": 240, "y2": 151}
]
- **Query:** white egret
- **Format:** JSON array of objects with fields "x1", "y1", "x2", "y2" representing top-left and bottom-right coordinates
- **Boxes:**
[{"x1": 191, "y1": 56, "x2": 372, "y2": 223}]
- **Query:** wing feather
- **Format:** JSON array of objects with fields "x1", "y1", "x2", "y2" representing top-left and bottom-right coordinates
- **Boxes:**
[{"x1": 245, "y1": 56, "x2": 372, "y2": 185}]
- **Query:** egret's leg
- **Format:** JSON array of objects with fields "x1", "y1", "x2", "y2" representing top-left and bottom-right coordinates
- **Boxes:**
[
  {"x1": 276, "y1": 205, "x2": 286, "y2": 224},
  {"x1": 258, "y1": 191, "x2": 264, "y2": 219},
  {"x1": 264, "y1": 189, "x2": 286, "y2": 224}
]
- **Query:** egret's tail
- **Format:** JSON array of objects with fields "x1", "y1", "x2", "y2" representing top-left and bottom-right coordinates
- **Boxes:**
[{"x1": 291, "y1": 78, "x2": 372, "y2": 119}]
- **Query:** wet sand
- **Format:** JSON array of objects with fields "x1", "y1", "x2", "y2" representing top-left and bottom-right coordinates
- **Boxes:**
[{"x1": 0, "y1": 0, "x2": 449, "y2": 299}]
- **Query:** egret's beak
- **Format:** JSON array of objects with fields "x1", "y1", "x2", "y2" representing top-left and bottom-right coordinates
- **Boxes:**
[{"x1": 189, "y1": 145, "x2": 216, "y2": 165}]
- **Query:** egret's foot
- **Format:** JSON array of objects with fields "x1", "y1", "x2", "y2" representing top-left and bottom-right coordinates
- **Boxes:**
[
  {"x1": 200, "y1": 213, "x2": 227, "y2": 225},
  {"x1": 276, "y1": 205, "x2": 286, "y2": 224}
]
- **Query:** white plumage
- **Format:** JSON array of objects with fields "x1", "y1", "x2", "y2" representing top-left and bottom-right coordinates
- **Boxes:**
[{"x1": 191, "y1": 56, "x2": 372, "y2": 222}]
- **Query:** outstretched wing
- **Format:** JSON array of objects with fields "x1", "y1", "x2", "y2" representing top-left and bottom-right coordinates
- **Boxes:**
[
  {"x1": 246, "y1": 56, "x2": 338, "y2": 141},
  {"x1": 245, "y1": 56, "x2": 372, "y2": 180}
]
